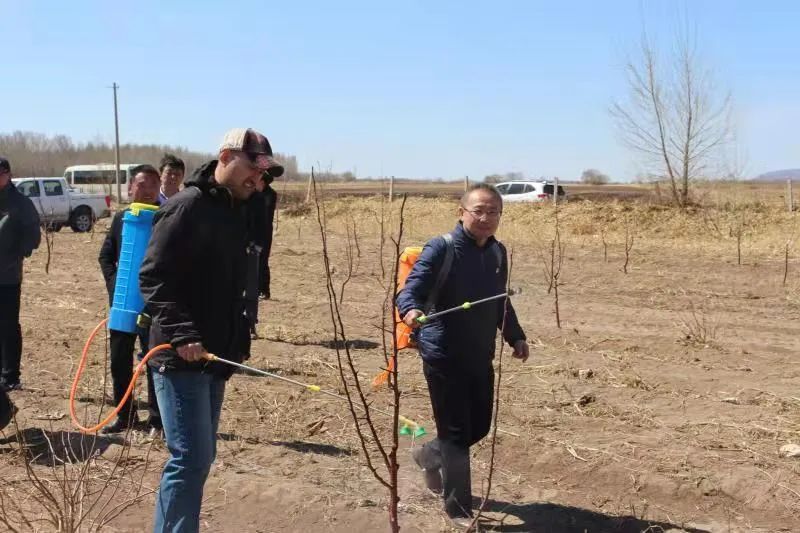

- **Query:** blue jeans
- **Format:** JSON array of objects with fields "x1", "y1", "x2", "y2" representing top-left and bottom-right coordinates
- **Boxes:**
[{"x1": 152, "y1": 371, "x2": 225, "y2": 533}]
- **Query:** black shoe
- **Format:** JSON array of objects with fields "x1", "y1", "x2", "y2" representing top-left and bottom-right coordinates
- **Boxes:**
[
  {"x1": 0, "y1": 380, "x2": 22, "y2": 392},
  {"x1": 0, "y1": 404, "x2": 18, "y2": 432},
  {"x1": 412, "y1": 446, "x2": 443, "y2": 495},
  {"x1": 100, "y1": 416, "x2": 137, "y2": 435},
  {"x1": 448, "y1": 515, "x2": 476, "y2": 530},
  {"x1": 146, "y1": 427, "x2": 164, "y2": 441},
  {"x1": 448, "y1": 516, "x2": 481, "y2": 532}
]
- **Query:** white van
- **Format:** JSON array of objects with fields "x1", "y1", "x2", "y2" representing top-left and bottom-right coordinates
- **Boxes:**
[
  {"x1": 63, "y1": 164, "x2": 145, "y2": 201},
  {"x1": 495, "y1": 181, "x2": 566, "y2": 203}
]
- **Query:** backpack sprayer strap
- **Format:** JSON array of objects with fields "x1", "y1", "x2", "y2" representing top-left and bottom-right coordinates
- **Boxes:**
[{"x1": 422, "y1": 233, "x2": 454, "y2": 315}]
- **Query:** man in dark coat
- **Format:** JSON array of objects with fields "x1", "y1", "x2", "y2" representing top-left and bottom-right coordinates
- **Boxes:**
[
  {"x1": 397, "y1": 183, "x2": 529, "y2": 529},
  {"x1": 0, "y1": 157, "x2": 41, "y2": 392},
  {"x1": 139, "y1": 128, "x2": 283, "y2": 533}
]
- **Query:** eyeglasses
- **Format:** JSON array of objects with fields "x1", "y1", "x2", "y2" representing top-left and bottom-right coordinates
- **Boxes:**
[{"x1": 465, "y1": 208, "x2": 502, "y2": 220}]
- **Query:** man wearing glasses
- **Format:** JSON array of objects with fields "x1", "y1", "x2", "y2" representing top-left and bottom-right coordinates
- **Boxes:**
[
  {"x1": 397, "y1": 183, "x2": 529, "y2": 529},
  {"x1": 139, "y1": 129, "x2": 283, "y2": 533}
]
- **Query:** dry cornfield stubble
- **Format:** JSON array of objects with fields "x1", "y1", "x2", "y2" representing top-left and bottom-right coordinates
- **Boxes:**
[{"x1": 2, "y1": 181, "x2": 800, "y2": 532}]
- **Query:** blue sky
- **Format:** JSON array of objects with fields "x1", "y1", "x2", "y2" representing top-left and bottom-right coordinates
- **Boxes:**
[{"x1": 2, "y1": 1, "x2": 798, "y2": 180}]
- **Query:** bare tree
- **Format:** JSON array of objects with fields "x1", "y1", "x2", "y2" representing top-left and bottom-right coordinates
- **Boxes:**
[
  {"x1": 541, "y1": 217, "x2": 565, "y2": 328},
  {"x1": 0, "y1": 419, "x2": 157, "y2": 532},
  {"x1": 623, "y1": 216, "x2": 635, "y2": 274},
  {"x1": 581, "y1": 169, "x2": 610, "y2": 185},
  {"x1": 0, "y1": 130, "x2": 299, "y2": 180},
  {"x1": 784, "y1": 240, "x2": 792, "y2": 286},
  {"x1": 611, "y1": 22, "x2": 731, "y2": 207},
  {"x1": 312, "y1": 178, "x2": 405, "y2": 532},
  {"x1": 470, "y1": 251, "x2": 514, "y2": 531}
]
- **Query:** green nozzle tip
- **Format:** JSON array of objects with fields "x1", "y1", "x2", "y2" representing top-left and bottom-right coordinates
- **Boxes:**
[
  {"x1": 414, "y1": 426, "x2": 427, "y2": 437},
  {"x1": 399, "y1": 425, "x2": 412, "y2": 436},
  {"x1": 417, "y1": 316, "x2": 428, "y2": 324}
]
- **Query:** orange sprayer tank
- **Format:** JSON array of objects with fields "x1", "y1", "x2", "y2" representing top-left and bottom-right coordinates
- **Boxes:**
[
  {"x1": 394, "y1": 246, "x2": 423, "y2": 350},
  {"x1": 373, "y1": 246, "x2": 424, "y2": 388}
]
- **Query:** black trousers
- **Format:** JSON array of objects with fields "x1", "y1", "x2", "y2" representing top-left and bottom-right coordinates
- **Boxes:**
[
  {"x1": 0, "y1": 285, "x2": 22, "y2": 384},
  {"x1": 109, "y1": 329, "x2": 161, "y2": 428},
  {"x1": 417, "y1": 360, "x2": 494, "y2": 518},
  {"x1": 0, "y1": 387, "x2": 14, "y2": 431},
  {"x1": 137, "y1": 327, "x2": 162, "y2": 429}
]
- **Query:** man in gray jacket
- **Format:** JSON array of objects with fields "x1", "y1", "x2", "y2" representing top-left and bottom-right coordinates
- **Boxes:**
[{"x1": 0, "y1": 157, "x2": 41, "y2": 391}]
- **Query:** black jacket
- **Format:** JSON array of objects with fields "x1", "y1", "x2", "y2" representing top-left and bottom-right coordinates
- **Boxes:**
[
  {"x1": 396, "y1": 222, "x2": 525, "y2": 370},
  {"x1": 248, "y1": 185, "x2": 277, "y2": 254},
  {"x1": 139, "y1": 161, "x2": 250, "y2": 378},
  {"x1": 0, "y1": 182, "x2": 41, "y2": 286},
  {"x1": 98, "y1": 210, "x2": 125, "y2": 304},
  {"x1": 247, "y1": 184, "x2": 277, "y2": 297}
]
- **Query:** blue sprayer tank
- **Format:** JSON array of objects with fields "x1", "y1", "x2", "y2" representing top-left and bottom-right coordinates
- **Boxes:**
[{"x1": 108, "y1": 203, "x2": 158, "y2": 333}]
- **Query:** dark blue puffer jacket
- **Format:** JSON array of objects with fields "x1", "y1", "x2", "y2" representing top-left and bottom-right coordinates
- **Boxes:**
[{"x1": 396, "y1": 222, "x2": 525, "y2": 369}]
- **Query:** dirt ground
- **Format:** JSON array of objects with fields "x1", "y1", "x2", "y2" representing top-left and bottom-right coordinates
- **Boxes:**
[{"x1": 2, "y1": 192, "x2": 800, "y2": 533}]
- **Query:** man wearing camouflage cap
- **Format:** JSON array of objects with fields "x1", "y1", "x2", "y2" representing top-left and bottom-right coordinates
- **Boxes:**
[{"x1": 139, "y1": 129, "x2": 283, "y2": 533}]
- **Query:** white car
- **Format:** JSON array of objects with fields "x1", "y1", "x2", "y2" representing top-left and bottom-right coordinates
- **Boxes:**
[
  {"x1": 12, "y1": 177, "x2": 111, "y2": 232},
  {"x1": 495, "y1": 181, "x2": 566, "y2": 203}
]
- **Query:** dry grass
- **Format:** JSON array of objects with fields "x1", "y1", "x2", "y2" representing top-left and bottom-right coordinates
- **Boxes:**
[
  {"x1": 5, "y1": 179, "x2": 800, "y2": 531},
  {"x1": 281, "y1": 184, "x2": 800, "y2": 262}
]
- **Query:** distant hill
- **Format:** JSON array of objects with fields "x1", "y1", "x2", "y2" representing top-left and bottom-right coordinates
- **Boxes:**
[{"x1": 754, "y1": 169, "x2": 800, "y2": 181}]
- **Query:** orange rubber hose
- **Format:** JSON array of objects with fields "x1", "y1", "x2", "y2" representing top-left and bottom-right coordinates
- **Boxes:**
[{"x1": 69, "y1": 318, "x2": 172, "y2": 434}]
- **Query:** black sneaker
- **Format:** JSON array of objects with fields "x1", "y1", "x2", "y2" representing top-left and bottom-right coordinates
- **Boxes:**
[
  {"x1": 448, "y1": 515, "x2": 476, "y2": 531},
  {"x1": 0, "y1": 381, "x2": 22, "y2": 392},
  {"x1": 100, "y1": 417, "x2": 137, "y2": 435},
  {"x1": 411, "y1": 446, "x2": 443, "y2": 495},
  {"x1": 0, "y1": 404, "x2": 18, "y2": 432}
]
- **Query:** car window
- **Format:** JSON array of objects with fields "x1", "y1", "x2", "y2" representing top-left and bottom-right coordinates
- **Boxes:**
[
  {"x1": 73, "y1": 169, "x2": 127, "y2": 185},
  {"x1": 43, "y1": 180, "x2": 63, "y2": 196},
  {"x1": 543, "y1": 184, "x2": 566, "y2": 196},
  {"x1": 506, "y1": 183, "x2": 525, "y2": 194},
  {"x1": 495, "y1": 184, "x2": 508, "y2": 193},
  {"x1": 523, "y1": 184, "x2": 535, "y2": 193},
  {"x1": 17, "y1": 181, "x2": 40, "y2": 197}
]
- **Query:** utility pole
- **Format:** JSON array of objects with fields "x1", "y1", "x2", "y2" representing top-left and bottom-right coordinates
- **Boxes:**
[
  {"x1": 553, "y1": 175, "x2": 559, "y2": 207},
  {"x1": 112, "y1": 83, "x2": 121, "y2": 204},
  {"x1": 306, "y1": 167, "x2": 314, "y2": 203}
]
